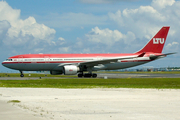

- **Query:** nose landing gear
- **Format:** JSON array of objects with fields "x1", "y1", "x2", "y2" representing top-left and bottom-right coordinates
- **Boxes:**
[{"x1": 20, "y1": 71, "x2": 24, "y2": 77}]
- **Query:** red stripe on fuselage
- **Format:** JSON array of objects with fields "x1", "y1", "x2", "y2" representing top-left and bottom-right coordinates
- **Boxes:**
[
  {"x1": 2, "y1": 61, "x2": 83, "y2": 64},
  {"x1": 2, "y1": 60, "x2": 151, "y2": 65},
  {"x1": 9, "y1": 53, "x2": 137, "y2": 59},
  {"x1": 7, "y1": 53, "x2": 163, "y2": 59}
]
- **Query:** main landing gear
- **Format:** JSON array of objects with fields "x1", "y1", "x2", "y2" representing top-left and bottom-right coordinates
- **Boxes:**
[
  {"x1": 78, "y1": 72, "x2": 97, "y2": 78},
  {"x1": 20, "y1": 71, "x2": 24, "y2": 77}
]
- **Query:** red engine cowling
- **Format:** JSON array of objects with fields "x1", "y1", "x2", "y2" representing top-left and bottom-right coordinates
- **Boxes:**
[{"x1": 63, "y1": 65, "x2": 80, "y2": 75}]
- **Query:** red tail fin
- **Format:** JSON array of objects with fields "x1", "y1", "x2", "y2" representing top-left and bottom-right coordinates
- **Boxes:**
[{"x1": 136, "y1": 26, "x2": 170, "y2": 53}]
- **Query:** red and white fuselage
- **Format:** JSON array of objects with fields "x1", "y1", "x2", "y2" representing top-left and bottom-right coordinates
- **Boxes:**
[
  {"x1": 2, "y1": 53, "x2": 155, "y2": 71},
  {"x1": 2, "y1": 26, "x2": 173, "y2": 77}
]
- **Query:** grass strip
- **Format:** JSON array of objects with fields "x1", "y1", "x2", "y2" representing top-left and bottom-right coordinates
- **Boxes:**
[
  {"x1": 0, "y1": 78, "x2": 180, "y2": 89},
  {"x1": 0, "y1": 73, "x2": 75, "y2": 77},
  {"x1": 7, "y1": 100, "x2": 21, "y2": 103},
  {"x1": 0, "y1": 71, "x2": 180, "y2": 78},
  {"x1": 98, "y1": 71, "x2": 180, "y2": 74}
]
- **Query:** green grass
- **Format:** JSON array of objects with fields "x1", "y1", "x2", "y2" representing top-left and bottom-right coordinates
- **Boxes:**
[
  {"x1": 98, "y1": 71, "x2": 180, "y2": 74},
  {"x1": 0, "y1": 78, "x2": 180, "y2": 89},
  {"x1": 7, "y1": 100, "x2": 21, "y2": 103},
  {"x1": 0, "y1": 73, "x2": 75, "y2": 77}
]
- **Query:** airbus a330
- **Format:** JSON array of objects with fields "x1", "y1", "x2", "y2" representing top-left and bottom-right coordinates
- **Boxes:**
[{"x1": 2, "y1": 26, "x2": 175, "y2": 78}]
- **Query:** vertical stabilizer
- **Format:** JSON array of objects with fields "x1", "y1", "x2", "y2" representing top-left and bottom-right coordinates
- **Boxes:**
[{"x1": 136, "y1": 26, "x2": 170, "y2": 53}]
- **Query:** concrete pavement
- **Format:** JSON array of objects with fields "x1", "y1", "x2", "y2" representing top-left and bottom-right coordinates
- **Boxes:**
[
  {"x1": 0, "y1": 88, "x2": 180, "y2": 120},
  {"x1": 0, "y1": 100, "x2": 42, "y2": 120}
]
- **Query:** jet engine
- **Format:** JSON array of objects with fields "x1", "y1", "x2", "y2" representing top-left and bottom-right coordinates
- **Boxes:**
[{"x1": 63, "y1": 65, "x2": 80, "y2": 75}]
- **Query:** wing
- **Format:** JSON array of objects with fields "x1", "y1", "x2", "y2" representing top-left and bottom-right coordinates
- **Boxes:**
[
  {"x1": 54, "y1": 52, "x2": 145, "y2": 69},
  {"x1": 78, "y1": 53, "x2": 145, "y2": 67}
]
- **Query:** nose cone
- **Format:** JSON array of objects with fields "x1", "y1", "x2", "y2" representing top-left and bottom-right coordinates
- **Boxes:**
[
  {"x1": 2, "y1": 61, "x2": 12, "y2": 69},
  {"x1": 2, "y1": 61, "x2": 8, "y2": 68},
  {"x1": 2, "y1": 60, "x2": 18, "y2": 70}
]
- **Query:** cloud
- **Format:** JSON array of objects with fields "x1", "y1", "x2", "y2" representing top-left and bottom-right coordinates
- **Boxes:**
[
  {"x1": 75, "y1": 0, "x2": 179, "y2": 54},
  {"x1": 86, "y1": 27, "x2": 123, "y2": 46},
  {"x1": 108, "y1": 0, "x2": 180, "y2": 53},
  {"x1": 167, "y1": 41, "x2": 179, "y2": 47},
  {"x1": 152, "y1": 0, "x2": 175, "y2": 9},
  {"x1": 0, "y1": 1, "x2": 56, "y2": 51},
  {"x1": 58, "y1": 47, "x2": 70, "y2": 53},
  {"x1": 67, "y1": 0, "x2": 180, "y2": 54},
  {"x1": 108, "y1": 6, "x2": 166, "y2": 39},
  {"x1": 57, "y1": 37, "x2": 65, "y2": 45},
  {"x1": 0, "y1": 20, "x2": 10, "y2": 43},
  {"x1": 165, "y1": 42, "x2": 179, "y2": 52},
  {"x1": 58, "y1": 37, "x2": 65, "y2": 41},
  {"x1": 85, "y1": 27, "x2": 136, "y2": 47},
  {"x1": 78, "y1": 0, "x2": 140, "y2": 4},
  {"x1": 1, "y1": 0, "x2": 180, "y2": 56}
]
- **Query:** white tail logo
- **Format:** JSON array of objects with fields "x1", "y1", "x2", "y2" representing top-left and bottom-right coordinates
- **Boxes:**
[{"x1": 153, "y1": 38, "x2": 164, "y2": 44}]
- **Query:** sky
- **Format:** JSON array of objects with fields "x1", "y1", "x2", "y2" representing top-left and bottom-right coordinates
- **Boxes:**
[{"x1": 0, "y1": 0, "x2": 180, "y2": 72}]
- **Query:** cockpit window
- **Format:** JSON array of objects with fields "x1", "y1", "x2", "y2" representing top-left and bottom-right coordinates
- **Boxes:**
[{"x1": 6, "y1": 59, "x2": 12, "y2": 61}]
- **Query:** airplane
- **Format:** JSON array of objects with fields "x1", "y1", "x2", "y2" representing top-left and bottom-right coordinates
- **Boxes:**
[{"x1": 2, "y1": 26, "x2": 175, "y2": 78}]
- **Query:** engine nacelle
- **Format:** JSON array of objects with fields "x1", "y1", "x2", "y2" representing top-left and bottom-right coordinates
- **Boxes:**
[
  {"x1": 50, "y1": 70, "x2": 63, "y2": 75},
  {"x1": 63, "y1": 65, "x2": 79, "y2": 75}
]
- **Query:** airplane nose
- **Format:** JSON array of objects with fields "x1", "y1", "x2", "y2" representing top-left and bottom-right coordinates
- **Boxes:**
[
  {"x1": 2, "y1": 61, "x2": 18, "y2": 70},
  {"x1": 2, "y1": 61, "x2": 8, "y2": 68},
  {"x1": 2, "y1": 62, "x2": 6, "y2": 67}
]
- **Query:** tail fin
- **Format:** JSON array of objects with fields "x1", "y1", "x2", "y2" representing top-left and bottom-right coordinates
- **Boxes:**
[{"x1": 136, "y1": 26, "x2": 170, "y2": 53}]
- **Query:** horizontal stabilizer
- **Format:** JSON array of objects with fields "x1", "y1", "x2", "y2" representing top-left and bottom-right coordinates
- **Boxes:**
[{"x1": 149, "y1": 52, "x2": 176, "y2": 60}]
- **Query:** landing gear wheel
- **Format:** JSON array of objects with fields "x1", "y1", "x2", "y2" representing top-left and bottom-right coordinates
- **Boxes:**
[
  {"x1": 20, "y1": 71, "x2": 24, "y2": 77},
  {"x1": 92, "y1": 73, "x2": 97, "y2": 78},
  {"x1": 78, "y1": 73, "x2": 83, "y2": 78},
  {"x1": 84, "y1": 73, "x2": 92, "y2": 78},
  {"x1": 20, "y1": 74, "x2": 24, "y2": 77},
  {"x1": 77, "y1": 72, "x2": 97, "y2": 78}
]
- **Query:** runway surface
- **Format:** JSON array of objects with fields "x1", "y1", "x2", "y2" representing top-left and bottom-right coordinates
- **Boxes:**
[
  {"x1": 0, "y1": 100, "x2": 42, "y2": 120},
  {"x1": 0, "y1": 88, "x2": 180, "y2": 120},
  {"x1": 0, "y1": 73, "x2": 180, "y2": 120},
  {"x1": 0, "y1": 73, "x2": 179, "y2": 80},
  {"x1": 98, "y1": 73, "x2": 180, "y2": 78}
]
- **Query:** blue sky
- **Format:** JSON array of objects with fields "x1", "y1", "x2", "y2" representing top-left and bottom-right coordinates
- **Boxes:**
[{"x1": 0, "y1": 0, "x2": 179, "y2": 72}]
